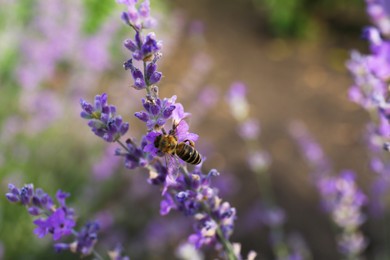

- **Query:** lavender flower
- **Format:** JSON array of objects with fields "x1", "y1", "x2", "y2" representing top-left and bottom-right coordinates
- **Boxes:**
[
  {"x1": 6, "y1": 184, "x2": 130, "y2": 258},
  {"x1": 80, "y1": 93, "x2": 129, "y2": 142},
  {"x1": 6, "y1": 184, "x2": 75, "y2": 242},
  {"x1": 347, "y1": 1, "x2": 390, "y2": 223},
  {"x1": 160, "y1": 166, "x2": 236, "y2": 253},
  {"x1": 134, "y1": 95, "x2": 177, "y2": 130},
  {"x1": 290, "y1": 123, "x2": 368, "y2": 258},
  {"x1": 56, "y1": 221, "x2": 100, "y2": 255},
  {"x1": 118, "y1": 0, "x2": 156, "y2": 30},
  {"x1": 226, "y1": 82, "x2": 249, "y2": 122},
  {"x1": 116, "y1": 137, "x2": 150, "y2": 169},
  {"x1": 366, "y1": 0, "x2": 390, "y2": 36},
  {"x1": 318, "y1": 171, "x2": 368, "y2": 257}
]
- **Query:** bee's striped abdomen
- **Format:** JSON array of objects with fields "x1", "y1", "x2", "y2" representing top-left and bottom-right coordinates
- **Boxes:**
[{"x1": 176, "y1": 143, "x2": 202, "y2": 165}]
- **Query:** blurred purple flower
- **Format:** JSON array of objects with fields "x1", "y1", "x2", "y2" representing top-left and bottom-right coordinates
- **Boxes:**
[
  {"x1": 289, "y1": 121, "x2": 332, "y2": 180},
  {"x1": 366, "y1": 0, "x2": 390, "y2": 36},
  {"x1": 118, "y1": 0, "x2": 156, "y2": 30},
  {"x1": 238, "y1": 118, "x2": 260, "y2": 140},
  {"x1": 226, "y1": 82, "x2": 249, "y2": 121}
]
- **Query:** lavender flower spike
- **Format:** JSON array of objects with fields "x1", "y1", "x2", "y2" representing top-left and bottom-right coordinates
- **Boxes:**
[
  {"x1": 6, "y1": 184, "x2": 76, "y2": 241},
  {"x1": 5, "y1": 184, "x2": 122, "y2": 258},
  {"x1": 80, "y1": 93, "x2": 129, "y2": 142}
]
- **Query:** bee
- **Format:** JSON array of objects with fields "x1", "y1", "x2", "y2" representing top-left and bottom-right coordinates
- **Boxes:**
[{"x1": 154, "y1": 122, "x2": 202, "y2": 165}]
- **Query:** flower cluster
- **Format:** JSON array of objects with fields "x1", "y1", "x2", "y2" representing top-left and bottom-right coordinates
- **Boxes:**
[
  {"x1": 290, "y1": 123, "x2": 368, "y2": 258},
  {"x1": 118, "y1": 0, "x2": 155, "y2": 30},
  {"x1": 347, "y1": 17, "x2": 390, "y2": 152},
  {"x1": 134, "y1": 96, "x2": 177, "y2": 130},
  {"x1": 6, "y1": 184, "x2": 76, "y2": 241},
  {"x1": 80, "y1": 93, "x2": 129, "y2": 142},
  {"x1": 366, "y1": 0, "x2": 390, "y2": 37},
  {"x1": 160, "y1": 167, "x2": 236, "y2": 251},
  {"x1": 347, "y1": 0, "x2": 390, "y2": 218},
  {"x1": 318, "y1": 171, "x2": 368, "y2": 257},
  {"x1": 6, "y1": 184, "x2": 129, "y2": 259}
]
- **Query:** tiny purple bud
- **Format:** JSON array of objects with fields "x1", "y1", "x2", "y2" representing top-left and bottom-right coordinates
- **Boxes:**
[
  {"x1": 28, "y1": 206, "x2": 41, "y2": 216},
  {"x1": 134, "y1": 111, "x2": 149, "y2": 122},
  {"x1": 163, "y1": 105, "x2": 175, "y2": 119},
  {"x1": 123, "y1": 59, "x2": 133, "y2": 70},
  {"x1": 146, "y1": 62, "x2": 157, "y2": 77},
  {"x1": 149, "y1": 71, "x2": 162, "y2": 85},
  {"x1": 124, "y1": 39, "x2": 138, "y2": 52},
  {"x1": 150, "y1": 104, "x2": 160, "y2": 115},
  {"x1": 6, "y1": 193, "x2": 19, "y2": 203},
  {"x1": 54, "y1": 243, "x2": 70, "y2": 252},
  {"x1": 120, "y1": 122, "x2": 130, "y2": 135},
  {"x1": 121, "y1": 12, "x2": 131, "y2": 26}
]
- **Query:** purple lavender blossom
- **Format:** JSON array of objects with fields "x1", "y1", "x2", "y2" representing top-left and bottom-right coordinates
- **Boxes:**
[
  {"x1": 289, "y1": 121, "x2": 332, "y2": 181},
  {"x1": 118, "y1": 0, "x2": 156, "y2": 30},
  {"x1": 238, "y1": 118, "x2": 260, "y2": 140},
  {"x1": 80, "y1": 93, "x2": 129, "y2": 142},
  {"x1": 347, "y1": 1, "x2": 390, "y2": 226},
  {"x1": 6, "y1": 184, "x2": 76, "y2": 241},
  {"x1": 123, "y1": 59, "x2": 147, "y2": 89},
  {"x1": 318, "y1": 171, "x2": 368, "y2": 256},
  {"x1": 34, "y1": 207, "x2": 75, "y2": 240},
  {"x1": 5, "y1": 184, "x2": 116, "y2": 258},
  {"x1": 134, "y1": 95, "x2": 177, "y2": 130},
  {"x1": 366, "y1": 0, "x2": 390, "y2": 36},
  {"x1": 116, "y1": 137, "x2": 150, "y2": 169},
  {"x1": 124, "y1": 32, "x2": 162, "y2": 62},
  {"x1": 159, "y1": 166, "x2": 236, "y2": 252},
  {"x1": 290, "y1": 123, "x2": 368, "y2": 257},
  {"x1": 226, "y1": 82, "x2": 249, "y2": 121},
  {"x1": 53, "y1": 221, "x2": 100, "y2": 255}
]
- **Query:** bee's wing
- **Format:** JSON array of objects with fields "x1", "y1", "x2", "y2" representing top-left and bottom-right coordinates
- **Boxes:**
[{"x1": 165, "y1": 154, "x2": 181, "y2": 179}]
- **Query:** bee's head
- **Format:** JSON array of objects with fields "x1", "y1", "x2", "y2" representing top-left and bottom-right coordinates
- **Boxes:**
[{"x1": 154, "y1": 134, "x2": 162, "y2": 148}]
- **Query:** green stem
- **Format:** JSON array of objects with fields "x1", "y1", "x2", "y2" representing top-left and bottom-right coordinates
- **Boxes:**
[
  {"x1": 116, "y1": 139, "x2": 130, "y2": 153},
  {"x1": 215, "y1": 227, "x2": 237, "y2": 260}
]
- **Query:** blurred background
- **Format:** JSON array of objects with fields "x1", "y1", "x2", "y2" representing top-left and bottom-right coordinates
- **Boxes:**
[{"x1": 0, "y1": 0, "x2": 375, "y2": 259}]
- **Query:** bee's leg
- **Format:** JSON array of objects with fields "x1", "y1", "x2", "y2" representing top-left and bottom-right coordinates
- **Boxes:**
[{"x1": 183, "y1": 139, "x2": 195, "y2": 147}]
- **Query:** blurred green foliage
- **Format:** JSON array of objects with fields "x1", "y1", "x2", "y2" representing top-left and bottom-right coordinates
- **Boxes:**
[
  {"x1": 83, "y1": 0, "x2": 116, "y2": 34},
  {"x1": 254, "y1": 0, "x2": 366, "y2": 38}
]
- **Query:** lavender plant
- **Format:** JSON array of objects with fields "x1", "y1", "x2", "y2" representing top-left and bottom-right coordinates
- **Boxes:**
[
  {"x1": 75, "y1": 0, "x2": 238, "y2": 258},
  {"x1": 5, "y1": 183, "x2": 129, "y2": 259},
  {"x1": 289, "y1": 122, "x2": 368, "y2": 259},
  {"x1": 345, "y1": 0, "x2": 390, "y2": 257}
]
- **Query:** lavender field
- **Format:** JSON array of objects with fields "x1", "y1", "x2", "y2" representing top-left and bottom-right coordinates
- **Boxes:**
[{"x1": 1, "y1": 0, "x2": 388, "y2": 259}]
